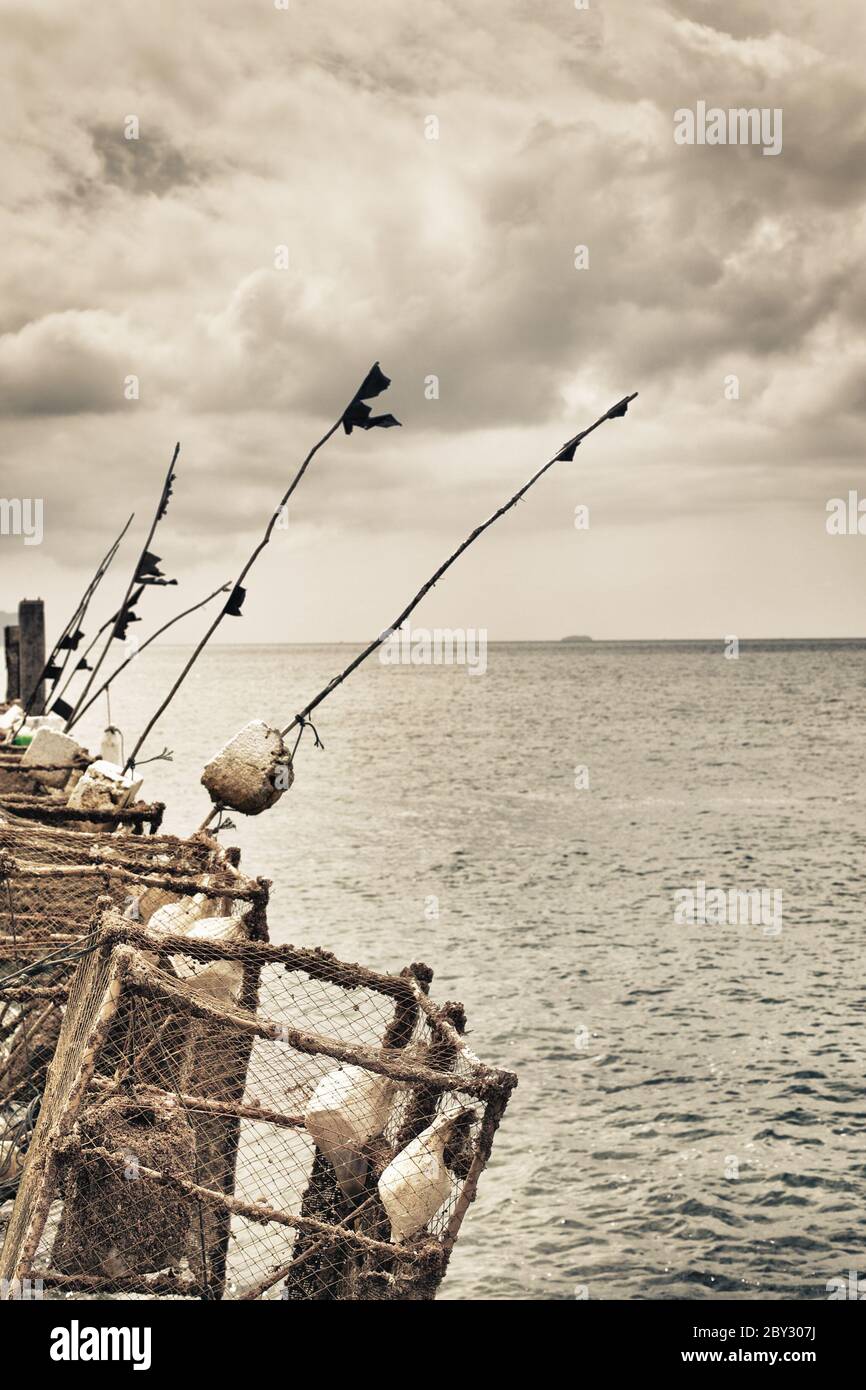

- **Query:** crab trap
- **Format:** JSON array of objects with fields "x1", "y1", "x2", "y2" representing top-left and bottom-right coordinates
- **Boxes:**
[
  {"x1": 0, "y1": 807, "x2": 256, "y2": 1105},
  {"x1": 1, "y1": 901, "x2": 515, "y2": 1300}
]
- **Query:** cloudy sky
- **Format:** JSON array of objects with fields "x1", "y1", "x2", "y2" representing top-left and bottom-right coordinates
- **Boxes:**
[{"x1": 1, "y1": 0, "x2": 864, "y2": 644}]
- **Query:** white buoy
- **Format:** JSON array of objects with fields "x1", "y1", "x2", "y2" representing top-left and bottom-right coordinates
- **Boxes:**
[
  {"x1": 147, "y1": 913, "x2": 243, "y2": 1004},
  {"x1": 0, "y1": 704, "x2": 23, "y2": 734},
  {"x1": 147, "y1": 894, "x2": 206, "y2": 935},
  {"x1": 169, "y1": 915, "x2": 239, "y2": 980},
  {"x1": 304, "y1": 1065, "x2": 397, "y2": 1197},
  {"x1": 100, "y1": 726, "x2": 123, "y2": 764},
  {"x1": 378, "y1": 1111, "x2": 459, "y2": 1242},
  {"x1": 181, "y1": 916, "x2": 245, "y2": 1005}
]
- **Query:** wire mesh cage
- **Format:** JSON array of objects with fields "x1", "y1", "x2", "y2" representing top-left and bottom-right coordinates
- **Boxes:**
[{"x1": 1, "y1": 907, "x2": 515, "y2": 1301}]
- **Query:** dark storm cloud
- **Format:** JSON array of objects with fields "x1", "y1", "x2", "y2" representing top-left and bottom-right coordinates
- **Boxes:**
[
  {"x1": 1, "y1": 0, "x2": 864, "y2": 644},
  {"x1": 88, "y1": 123, "x2": 204, "y2": 198}
]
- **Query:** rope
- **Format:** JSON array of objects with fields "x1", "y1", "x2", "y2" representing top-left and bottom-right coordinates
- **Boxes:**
[
  {"x1": 291, "y1": 714, "x2": 324, "y2": 759},
  {"x1": 3, "y1": 875, "x2": 32, "y2": 1083},
  {"x1": 0, "y1": 937, "x2": 103, "y2": 992}
]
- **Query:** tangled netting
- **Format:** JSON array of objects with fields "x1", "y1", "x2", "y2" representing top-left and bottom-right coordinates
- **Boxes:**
[{"x1": 0, "y1": 798, "x2": 516, "y2": 1300}]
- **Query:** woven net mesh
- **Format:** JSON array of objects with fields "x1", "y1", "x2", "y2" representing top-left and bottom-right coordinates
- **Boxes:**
[{"x1": 0, "y1": 801, "x2": 515, "y2": 1300}]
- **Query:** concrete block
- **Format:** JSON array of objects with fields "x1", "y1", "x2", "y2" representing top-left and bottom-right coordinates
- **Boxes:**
[{"x1": 20, "y1": 726, "x2": 86, "y2": 788}]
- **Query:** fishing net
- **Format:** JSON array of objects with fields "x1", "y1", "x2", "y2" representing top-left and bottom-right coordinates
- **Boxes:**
[
  {"x1": 0, "y1": 795, "x2": 515, "y2": 1301},
  {"x1": 1, "y1": 905, "x2": 515, "y2": 1300},
  {"x1": 0, "y1": 805, "x2": 257, "y2": 1247}
]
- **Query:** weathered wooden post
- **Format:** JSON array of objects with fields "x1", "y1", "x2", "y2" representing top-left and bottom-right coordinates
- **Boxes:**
[
  {"x1": 18, "y1": 599, "x2": 46, "y2": 715},
  {"x1": 4, "y1": 624, "x2": 20, "y2": 701}
]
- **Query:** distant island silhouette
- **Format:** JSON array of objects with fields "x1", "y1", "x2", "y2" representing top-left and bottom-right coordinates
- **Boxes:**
[{"x1": 560, "y1": 635, "x2": 593, "y2": 642}]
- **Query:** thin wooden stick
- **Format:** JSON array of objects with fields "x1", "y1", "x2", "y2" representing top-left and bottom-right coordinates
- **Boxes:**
[
  {"x1": 0, "y1": 985, "x2": 67, "y2": 1002},
  {"x1": 69, "y1": 581, "x2": 230, "y2": 726},
  {"x1": 17, "y1": 860, "x2": 261, "y2": 901},
  {"x1": 89, "y1": 1075, "x2": 305, "y2": 1129},
  {"x1": 44, "y1": 515, "x2": 133, "y2": 702},
  {"x1": 281, "y1": 392, "x2": 638, "y2": 737},
  {"x1": 123, "y1": 963, "x2": 502, "y2": 1101},
  {"x1": 52, "y1": 588, "x2": 140, "y2": 711},
  {"x1": 122, "y1": 420, "x2": 342, "y2": 770},
  {"x1": 125, "y1": 362, "x2": 399, "y2": 770},
  {"x1": 12, "y1": 514, "x2": 134, "y2": 730},
  {"x1": 74, "y1": 1142, "x2": 411, "y2": 1261},
  {"x1": 37, "y1": 1271, "x2": 202, "y2": 1297},
  {"x1": 65, "y1": 445, "x2": 180, "y2": 731}
]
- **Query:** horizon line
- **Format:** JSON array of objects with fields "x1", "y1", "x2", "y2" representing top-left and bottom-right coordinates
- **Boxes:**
[{"x1": 144, "y1": 635, "x2": 866, "y2": 646}]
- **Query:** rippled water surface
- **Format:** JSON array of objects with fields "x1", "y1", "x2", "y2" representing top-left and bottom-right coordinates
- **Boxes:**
[{"x1": 74, "y1": 640, "x2": 866, "y2": 1301}]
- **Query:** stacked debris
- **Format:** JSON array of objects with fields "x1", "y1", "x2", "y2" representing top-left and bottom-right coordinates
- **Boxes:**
[{"x1": 0, "y1": 717, "x2": 162, "y2": 836}]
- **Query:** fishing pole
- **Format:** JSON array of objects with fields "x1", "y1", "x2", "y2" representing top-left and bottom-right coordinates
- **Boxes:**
[
  {"x1": 64, "y1": 445, "x2": 180, "y2": 733},
  {"x1": 42, "y1": 515, "x2": 133, "y2": 703},
  {"x1": 11, "y1": 513, "x2": 134, "y2": 733},
  {"x1": 123, "y1": 363, "x2": 400, "y2": 771},
  {"x1": 282, "y1": 392, "x2": 638, "y2": 742},
  {"x1": 69, "y1": 581, "x2": 232, "y2": 727},
  {"x1": 50, "y1": 585, "x2": 147, "y2": 717}
]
